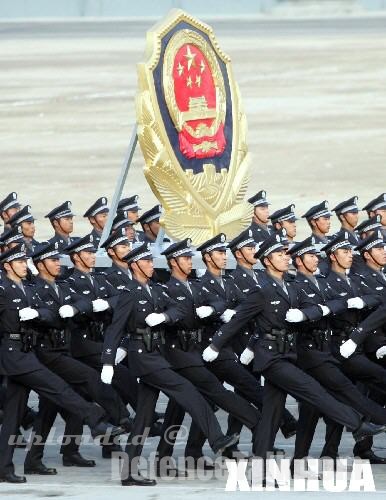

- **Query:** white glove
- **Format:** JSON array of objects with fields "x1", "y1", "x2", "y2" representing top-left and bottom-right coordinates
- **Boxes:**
[
  {"x1": 285, "y1": 308, "x2": 305, "y2": 323},
  {"x1": 202, "y1": 345, "x2": 219, "y2": 362},
  {"x1": 92, "y1": 298, "x2": 110, "y2": 312},
  {"x1": 347, "y1": 297, "x2": 365, "y2": 309},
  {"x1": 145, "y1": 312, "x2": 166, "y2": 327},
  {"x1": 339, "y1": 339, "x2": 357, "y2": 358},
  {"x1": 19, "y1": 307, "x2": 39, "y2": 321},
  {"x1": 59, "y1": 305, "x2": 76, "y2": 318},
  {"x1": 115, "y1": 347, "x2": 127, "y2": 365},
  {"x1": 196, "y1": 306, "x2": 214, "y2": 319},
  {"x1": 220, "y1": 309, "x2": 236, "y2": 323},
  {"x1": 319, "y1": 305, "x2": 331, "y2": 317},
  {"x1": 376, "y1": 346, "x2": 386, "y2": 359},
  {"x1": 101, "y1": 365, "x2": 114, "y2": 384},
  {"x1": 240, "y1": 348, "x2": 255, "y2": 365}
]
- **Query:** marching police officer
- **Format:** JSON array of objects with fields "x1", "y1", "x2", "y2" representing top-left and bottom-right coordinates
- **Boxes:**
[
  {"x1": 0, "y1": 192, "x2": 21, "y2": 232},
  {"x1": 23, "y1": 240, "x2": 131, "y2": 471},
  {"x1": 247, "y1": 190, "x2": 273, "y2": 243},
  {"x1": 302, "y1": 200, "x2": 332, "y2": 275},
  {"x1": 83, "y1": 197, "x2": 109, "y2": 247},
  {"x1": 269, "y1": 204, "x2": 298, "y2": 245},
  {"x1": 137, "y1": 205, "x2": 171, "y2": 245},
  {"x1": 45, "y1": 201, "x2": 75, "y2": 251},
  {"x1": 0, "y1": 244, "x2": 119, "y2": 483},
  {"x1": 7, "y1": 205, "x2": 39, "y2": 256},
  {"x1": 100, "y1": 242, "x2": 238, "y2": 486},
  {"x1": 287, "y1": 236, "x2": 386, "y2": 463},
  {"x1": 362, "y1": 193, "x2": 386, "y2": 237},
  {"x1": 63, "y1": 234, "x2": 137, "y2": 422},
  {"x1": 155, "y1": 238, "x2": 262, "y2": 472},
  {"x1": 111, "y1": 211, "x2": 136, "y2": 243},
  {"x1": 100, "y1": 228, "x2": 132, "y2": 287},
  {"x1": 117, "y1": 195, "x2": 144, "y2": 242},
  {"x1": 204, "y1": 233, "x2": 386, "y2": 463},
  {"x1": 356, "y1": 215, "x2": 383, "y2": 240}
]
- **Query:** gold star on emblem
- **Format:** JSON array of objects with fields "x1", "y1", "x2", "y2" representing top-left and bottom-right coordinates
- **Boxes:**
[
  {"x1": 195, "y1": 75, "x2": 201, "y2": 87},
  {"x1": 184, "y1": 45, "x2": 196, "y2": 71},
  {"x1": 186, "y1": 75, "x2": 192, "y2": 88},
  {"x1": 177, "y1": 62, "x2": 184, "y2": 76},
  {"x1": 200, "y1": 60, "x2": 205, "y2": 73}
]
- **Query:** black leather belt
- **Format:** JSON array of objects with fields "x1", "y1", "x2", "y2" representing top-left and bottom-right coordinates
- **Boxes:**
[
  {"x1": 261, "y1": 329, "x2": 295, "y2": 354},
  {"x1": 176, "y1": 329, "x2": 202, "y2": 350},
  {"x1": 129, "y1": 329, "x2": 165, "y2": 352}
]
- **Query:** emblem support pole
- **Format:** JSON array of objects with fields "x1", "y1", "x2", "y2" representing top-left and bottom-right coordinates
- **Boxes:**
[{"x1": 98, "y1": 124, "x2": 138, "y2": 250}]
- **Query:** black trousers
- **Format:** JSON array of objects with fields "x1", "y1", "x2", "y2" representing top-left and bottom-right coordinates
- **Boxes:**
[
  {"x1": 0, "y1": 366, "x2": 104, "y2": 475},
  {"x1": 183, "y1": 358, "x2": 268, "y2": 456},
  {"x1": 76, "y1": 352, "x2": 138, "y2": 411},
  {"x1": 24, "y1": 351, "x2": 128, "y2": 466},
  {"x1": 294, "y1": 360, "x2": 386, "y2": 459},
  {"x1": 156, "y1": 365, "x2": 260, "y2": 459},
  {"x1": 323, "y1": 352, "x2": 386, "y2": 458},
  {"x1": 124, "y1": 367, "x2": 225, "y2": 477},
  {"x1": 254, "y1": 359, "x2": 361, "y2": 458}
]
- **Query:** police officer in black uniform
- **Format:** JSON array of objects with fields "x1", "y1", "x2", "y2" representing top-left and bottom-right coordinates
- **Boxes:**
[
  {"x1": 45, "y1": 201, "x2": 75, "y2": 251},
  {"x1": 204, "y1": 233, "x2": 386, "y2": 461},
  {"x1": 100, "y1": 228, "x2": 132, "y2": 287},
  {"x1": 228, "y1": 229, "x2": 297, "y2": 441},
  {"x1": 302, "y1": 200, "x2": 332, "y2": 276},
  {"x1": 287, "y1": 236, "x2": 386, "y2": 463},
  {"x1": 362, "y1": 193, "x2": 386, "y2": 237},
  {"x1": 314, "y1": 231, "x2": 386, "y2": 458},
  {"x1": 7, "y1": 205, "x2": 39, "y2": 256},
  {"x1": 0, "y1": 244, "x2": 119, "y2": 483},
  {"x1": 0, "y1": 225, "x2": 25, "y2": 250},
  {"x1": 0, "y1": 192, "x2": 21, "y2": 233},
  {"x1": 356, "y1": 215, "x2": 383, "y2": 240},
  {"x1": 23, "y1": 241, "x2": 130, "y2": 471},
  {"x1": 110, "y1": 211, "x2": 137, "y2": 244},
  {"x1": 269, "y1": 204, "x2": 298, "y2": 246},
  {"x1": 83, "y1": 197, "x2": 109, "y2": 247},
  {"x1": 155, "y1": 238, "x2": 262, "y2": 472},
  {"x1": 63, "y1": 234, "x2": 137, "y2": 425},
  {"x1": 117, "y1": 195, "x2": 144, "y2": 242},
  {"x1": 247, "y1": 190, "x2": 273, "y2": 244},
  {"x1": 100, "y1": 242, "x2": 238, "y2": 486}
]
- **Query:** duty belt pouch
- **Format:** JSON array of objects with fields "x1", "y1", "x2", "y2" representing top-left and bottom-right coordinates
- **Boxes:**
[
  {"x1": 179, "y1": 332, "x2": 189, "y2": 351},
  {"x1": 142, "y1": 329, "x2": 153, "y2": 353},
  {"x1": 276, "y1": 333, "x2": 286, "y2": 354}
]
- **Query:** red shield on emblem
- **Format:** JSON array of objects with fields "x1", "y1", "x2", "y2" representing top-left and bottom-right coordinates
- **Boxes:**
[{"x1": 171, "y1": 44, "x2": 226, "y2": 159}]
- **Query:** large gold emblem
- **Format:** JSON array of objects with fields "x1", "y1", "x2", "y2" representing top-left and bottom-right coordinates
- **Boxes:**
[{"x1": 136, "y1": 9, "x2": 252, "y2": 245}]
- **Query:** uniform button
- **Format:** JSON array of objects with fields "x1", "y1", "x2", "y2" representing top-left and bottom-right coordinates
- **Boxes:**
[
  {"x1": 268, "y1": 346, "x2": 272, "y2": 350},
  {"x1": 275, "y1": 309, "x2": 278, "y2": 313},
  {"x1": 138, "y1": 349, "x2": 142, "y2": 353},
  {"x1": 8, "y1": 347, "x2": 12, "y2": 351},
  {"x1": 83, "y1": 334, "x2": 87, "y2": 338},
  {"x1": 209, "y1": 338, "x2": 212, "y2": 341},
  {"x1": 172, "y1": 344, "x2": 175, "y2": 348},
  {"x1": 143, "y1": 309, "x2": 146, "y2": 312}
]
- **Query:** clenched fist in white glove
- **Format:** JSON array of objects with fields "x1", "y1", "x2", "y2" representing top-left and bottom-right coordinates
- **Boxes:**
[
  {"x1": 92, "y1": 298, "x2": 110, "y2": 312},
  {"x1": 319, "y1": 305, "x2": 330, "y2": 317},
  {"x1": 59, "y1": 305, "x2": 76, "y2": 318},
  {"x1": 220, "y1": 309, "x2": 236, "y2": 323},
  {"x1": 376, "y1": 346, "x2": 386, "y2": 359},
  {"x1": 115, "y1": 347, "x2": 127, "y2": 365},
  {"x1": 347, "y1": 297, "x2": 365, "y2": 309},
  {"x1": 101, "y1": 365, "x2": 114, "y2": 384},
  {"x1": 285, "y1": 308, "x2": 305, "y2": 323},
  {"x1": 145, "y1": 312, "x2": 166, "y2": 327},
  {"x1": 196, "y1": 306, "x2": 214, "y2": 319},
  {"x1": 339, "y1": 339, "x2": 357, "y2": 358},
  {"x1": 19, "y1": 307, "x2": 39, "y2": 321},
  {"x1": 240, "y1": 348, "x2": 255, "y2": 365},
  {"x1": 202, "y1": 345, "x2": 219, "y2": 362}
]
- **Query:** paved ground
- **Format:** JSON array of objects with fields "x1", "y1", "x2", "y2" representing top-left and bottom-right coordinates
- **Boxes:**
[
  {"x1": 2, "y1": 392, "x2": 386, "y2": 498},
  {"x1": 0, "y1": 17, "x2": 386, "y2": 240}
]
